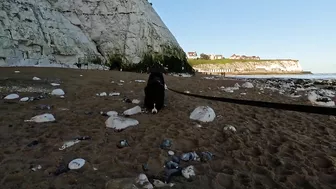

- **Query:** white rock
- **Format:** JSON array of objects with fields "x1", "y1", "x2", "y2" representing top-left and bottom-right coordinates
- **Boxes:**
[
  {"x1": 14, "y1": 71, "x2": 20, "y2": 73},
  {"x1": 4, "y1": 93, "x2": 19, "y2": 100},
  {"x1": 308, "y1": 91, "x2": 335, "y2": 107},
  {"x1": 106, "y1": 111, "x2": 118, "y2": 117},
  {"x1": 190, "y1": 106, "x2": 216, "y2": 122},
  {"x1": 120, "y1": 80, "x2": 125, "y2": 83},
  {"x1": 80, "y1": 75, "x2": 83, "y2": 77},
  {"x1": 50, "y1": 83, "x2": 60, "y2": 86},
  {"x1": 24, "y1": 113, "x2": 56, "y2": 123},
  {"x1": 20, "y1": 97, "x2": 29, "y2": 102},
  {"x1": 153, "y1": 179, "x2": 175, "y2": 188},
  {"x1": 109, "y1": 92, "x2": 120, "y2": 96},
  {"x1": 240, "y1": 93, "x2": 247, "y2": 95},
  {"x1": 33, "y1": 77, "x2": 41, "y2": 81},
  {"x1": 68, "y1": 158, "x2": 85, "y2": 170},
  {"x1": 135, "y1": 80, "x2": 146, "y2": 83},
  {"x1": 182, "y1": 165, "x2": 196, "y2": 179},
  {"x1": 223, "y1": 125, "x2": 237, "y2": 132},
  {"x1": 60, "y1": 96, "x2": 65, "y2": 98},
  {"x1": 59, "y1": 140, "x2": 81, "y2": 150},
  {"x1": 132, "y1": 99, "x2": 140, "y2": 104},
  {"x1": 184, "y1": 90, "x2": 190, "y2": 93},
  {"x1": 96, "y1": 92, "x2": 107, "y2": 96},
  {"x1": 135, "y1": 174, "x2": 154, "y2": 189},
  {"x1": 51, "y1": 89, "x2": 65, "y2": 96},
  {"x1": 242, "y1": 82, "x2": 254, "y2": 88},
  {"x1": 123, "y1": 106, "x2": 142, "y2": 116},
  {"x1": 105, "y1": 116, "x2": 139, "y2": 130},
  {"x1": 234, "y1": 83, "x2": 241, "y2": 88},
  {"x1": 168, "y1": 150, "x2": 175, "y2": 156}
]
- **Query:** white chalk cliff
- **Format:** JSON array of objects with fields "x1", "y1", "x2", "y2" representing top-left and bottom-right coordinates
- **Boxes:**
[
  {"x1": 193, "y1": 60, "x2": 304, "y2": 73},
  {"x1": 0, "y1": 0, "x2": 186, "y2": 69}
]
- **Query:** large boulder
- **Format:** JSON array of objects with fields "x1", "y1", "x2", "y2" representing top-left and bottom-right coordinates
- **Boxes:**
[{"x1": 0, "y1": 0, "x2": 192, "y2": 73}]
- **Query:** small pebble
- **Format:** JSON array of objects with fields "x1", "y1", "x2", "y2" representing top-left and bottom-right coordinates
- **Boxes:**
[{"x1": 168, "y1": 150, "x2": 175, "y2": 156}]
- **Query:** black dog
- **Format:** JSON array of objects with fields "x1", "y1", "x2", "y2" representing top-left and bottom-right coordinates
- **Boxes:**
[{"x1": 144, "y1": 71, "x2": 165, "y2": 114}]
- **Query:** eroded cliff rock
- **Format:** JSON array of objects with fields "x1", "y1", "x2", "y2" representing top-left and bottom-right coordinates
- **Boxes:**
[
  {"x1": 193, "y1": 60, "x2": 304, "y2": 73},
  {"x1": 0, "y1": 0, "x2": 191, "y2": 72}
]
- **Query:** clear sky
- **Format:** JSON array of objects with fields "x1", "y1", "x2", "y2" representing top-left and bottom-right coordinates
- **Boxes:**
[{"x1": 150, "y1": 0, "x2": 336, "y2": 73}]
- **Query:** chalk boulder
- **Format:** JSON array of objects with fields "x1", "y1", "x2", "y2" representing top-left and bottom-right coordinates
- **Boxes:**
[
  {"x1": 105, "y1": 116, "x2": 139, "y2": 131},
  {"x1": 190, "y1": 106, "x2": 216, "y2": 122}
]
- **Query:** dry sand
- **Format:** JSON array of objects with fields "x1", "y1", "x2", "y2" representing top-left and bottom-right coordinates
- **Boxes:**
[{"x1": 0, "y1": 67, "x2": 336, "y2": 189}]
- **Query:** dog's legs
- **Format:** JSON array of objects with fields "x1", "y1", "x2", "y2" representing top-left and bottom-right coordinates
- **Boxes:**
[{"x1": 151, "y1": 103, "x2": 158, "y2": 114}]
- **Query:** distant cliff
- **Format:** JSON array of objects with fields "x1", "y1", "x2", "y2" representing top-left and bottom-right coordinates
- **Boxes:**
[{"x1": 191, "y1": 59, "x2": 306, "y2": 74}]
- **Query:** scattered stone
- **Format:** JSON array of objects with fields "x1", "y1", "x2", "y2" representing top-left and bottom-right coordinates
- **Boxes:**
[
  {"x1": 117, "y1": 140, "x2": 129, "y2": 148},
  {"x1": 234, "y1": 83, "x2": 241, "y2": 88},
  {"x1": 184, "y1": 90, "x2": 190, "y2": 93},
  {"x1": 68, "y1": 158, "x2": 85, "y2": 170},
  {"x1": 223, "y1": 125, "x2": 237, "y2": 132},
  {"x1": 106, "y1": 111, "x2": 118, "y2": 117},
  {"x1": 123, "y1": 106, "x2": 142, "y2": 116},
  {"x1": 96, "y1": 92, "x2": 107, "y2": 96},
  {"x1": 135, "y1": 174, "x2": 154, "y2": 189},
  {"x1": 24, "y1": 113, "x2": 56, "y2": 123},
  {"x1": 168, "y1": 150, "x2": 175, "y2": 156},
  {"x1": 152, "y1": 179, "x2": 175, "y2": 188},
  {"x1": 109, "y1": 92, "x2": 120, "y2": 96},
  {"x1": 120, "y1": 80, "x2": 124, "y2": 83},
  {"x1": 189, "y1": 106, "x2": 216, "y2": 122},
  {"x1": 105, "y1": 116, "x2": 139, "y2": 131},
  {"x1": 132, "y1": 99, "x2": 140, "y2": 104},
  {"x1": 182, "y1": 165, "x2": 196, "y2": 179},
  {"x1": 51, "y1": 89, "x2": 65, "y2": 96},
  {"x1": 14, "y1": 70, "x2": 20, "y2": 73},
  {"x1": 50, "y1": 83, "x2": 60, "y2": 86},
  {"x1": 181, "y1": 152, "x2": 200, "y2": 161},
  {"x1": 59, "y1": 140, "x2": 81, "y2": 150},
  {"x1": 60, "y1": 95, "x2": 65, "y2": 98},
  {"x1": 160, "y1": 139, "x2": 172, "y2": 149},
  {"x1": 80, "y1": 75, "x2": 83, "y2": 77},
  {"x1": 20, "y1": 97, "x2": 29, "y2": 102},
  {"x1": 4, "y1": 93, "x2": 19, "y2": 100},
  {"x1": 135, "y1": 80, "x2": 146, "y2": 83},
  {"x1": 33, "y1": 76, "x2": 41, "y2": 81},
  {"x1": 240, "y1": 93, "x2": 247, "y2": 95},
  {"x1": 308, "y1": 91, "x2": 335, "y2": 107},
  {"x1": 31, "y1": 165, "x2": 42, "y2": 172},
  {"x1": 242, "y1": 82, "x2": 254, "y2": 88}
]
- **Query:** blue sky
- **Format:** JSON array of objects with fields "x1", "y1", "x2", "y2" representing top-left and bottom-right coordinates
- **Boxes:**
[{"x1": 151, "y1": 0, "x2": 336, "y2": 73}]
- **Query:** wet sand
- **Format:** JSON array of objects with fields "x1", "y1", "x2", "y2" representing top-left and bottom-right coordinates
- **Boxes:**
[{"x1": 0, "y1": 67, "x2": 335, "y2": 189}]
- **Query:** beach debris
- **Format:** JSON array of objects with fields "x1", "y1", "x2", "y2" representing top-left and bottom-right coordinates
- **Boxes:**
[
  {"x1": 168, "y1": 150, "x2": 175, "y2": 156},
  {"x1": 123, "y1": 98, "x2": 132, "y2": 103},
  {"x1": 160, "y1": 139, "x2": 172, "y2": 149},
  {"x1": 109, "y1": 92, "x2": 120, "y2": 96},
  {"x1": 165, "y1": 161, "x2": 179, "y2": 169},
  {"x1": 80, "y1": 75, "x2": 83, "y2": 77},
  {"x1": 184, "y1": 90, "x2": 190, "y2": 93},
  {"x1": 20, "y1": 97, "x2": 29, "y2": 102},
  {"x1": 27, "y1": 140, "x2": 39, "y2": 147},
  {"x1": 24, "y1": 113, "x2": 56, "y2": 123},
  {"x1": 117, "y1": 139, "x2": 129, "y2": 148},
  {"x1": 132, "y1": 99, "x2": 140, "y2": 104},
  {"x1": 120, "y1": 80, "x2": 125, "y2": 83},
  {"x1": 135, "y1": 174, "x2": 154, "y2": 189},
  {"x1": 53, "y1": 163, "x2": 70, "y2": 176},
  {"x1": 181, "y1": 152, "x2": 200, "y2": 161},
  {"x1": 240, "y1": 92, "x2": 247, "y2": 95},
  {"x1": 189, "y1": 106, "x2": 216, "y2": 122},
  {"x1": 96, "y1": 92, "x2": 107, "y2": 96},
  {"x1": 31, "y1": 165, "x2": 42, "y2": 172},
  {"x1": 33, "y1": 76, "x2": 41, "y2": 81},
  {"x1": 14, "y1": 70, "x2": 20, "y2": 73},
  {"x1": 105, "y1": 116, "x2": 139, "y2": 131},
  {"x1": 182, "y1": 165, "x2": 196, "y2": 179},
  {"x1": 4, "y1": 93, "x2": 19, "y2": 100},
  {"x1": 50, "y1": 83, "x2": 60, "y2": 86},
  {"x1": 135, "y1": 80, "x2": 146, "y2": 83},
  {"x1": 153, "y1": 179, "x2": 175, "y2": 188},
  {"x1": 59, "y1": 140, "x2": 81, "y2": 150},
  {"x1": 51, "y1": 88, "x2": 65, "y2": 96},
  {"x1": 308, "y1": 91, "x2": 335, "y2": 107},
  {"x1": 195, "y1": 124, "x2": 202, "y2": 128},
  {"x1": 242, "y1": 82, "x2": 254, "y2": 88},
  {"x1": 171, "y1": 156, "x2": 180, "y2": 164},
  {"x1": 68, "y1": 158, "x2": 86, "y2": 170},
  {"x1": 35, "y1": 104, "x2": 52, "y2": 110},
  {"x1": 101, "y1": 111, "x2": 118, "y2": 117},
  {"x1": 223, "y1": 125, "x2": 237, "y2": 132},
  {"x1": 200, "y1": 151, "x2": 214, "y2": 162},
  {"x1": 123, "y1": 106, "x2": 142, "y2": 116}
]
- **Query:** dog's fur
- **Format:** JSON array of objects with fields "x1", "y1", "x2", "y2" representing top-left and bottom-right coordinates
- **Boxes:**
[{"x1": 144, "y1": 71, "x2": 165, "y2": 114}]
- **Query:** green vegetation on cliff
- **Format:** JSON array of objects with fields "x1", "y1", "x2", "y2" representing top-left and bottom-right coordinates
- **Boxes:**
[{"x1": 188, "y1": 59, "x2": 298, "y2": 66}]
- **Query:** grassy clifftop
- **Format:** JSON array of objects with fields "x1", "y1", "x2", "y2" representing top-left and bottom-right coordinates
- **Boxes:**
[{"x1": 188, "y1": 59, "x2": 299, "y2": 66}]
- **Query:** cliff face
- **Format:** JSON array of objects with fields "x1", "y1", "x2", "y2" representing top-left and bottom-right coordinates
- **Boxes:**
[
  {"x1": 193, "y1": 60, "x2": 303, "y2": 73},
  {"x1": 0, "y1": 0, "x2": 189, "y2": 72}
]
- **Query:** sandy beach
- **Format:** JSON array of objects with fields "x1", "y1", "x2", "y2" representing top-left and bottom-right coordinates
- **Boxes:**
[{"x1": 0, "y1": 67, "x2": 335, "y2": 189}]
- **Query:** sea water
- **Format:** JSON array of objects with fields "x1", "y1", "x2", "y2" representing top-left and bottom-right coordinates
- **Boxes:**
[{"x1": 231, "y1": 73, "x2": 336, "y2": 80}]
